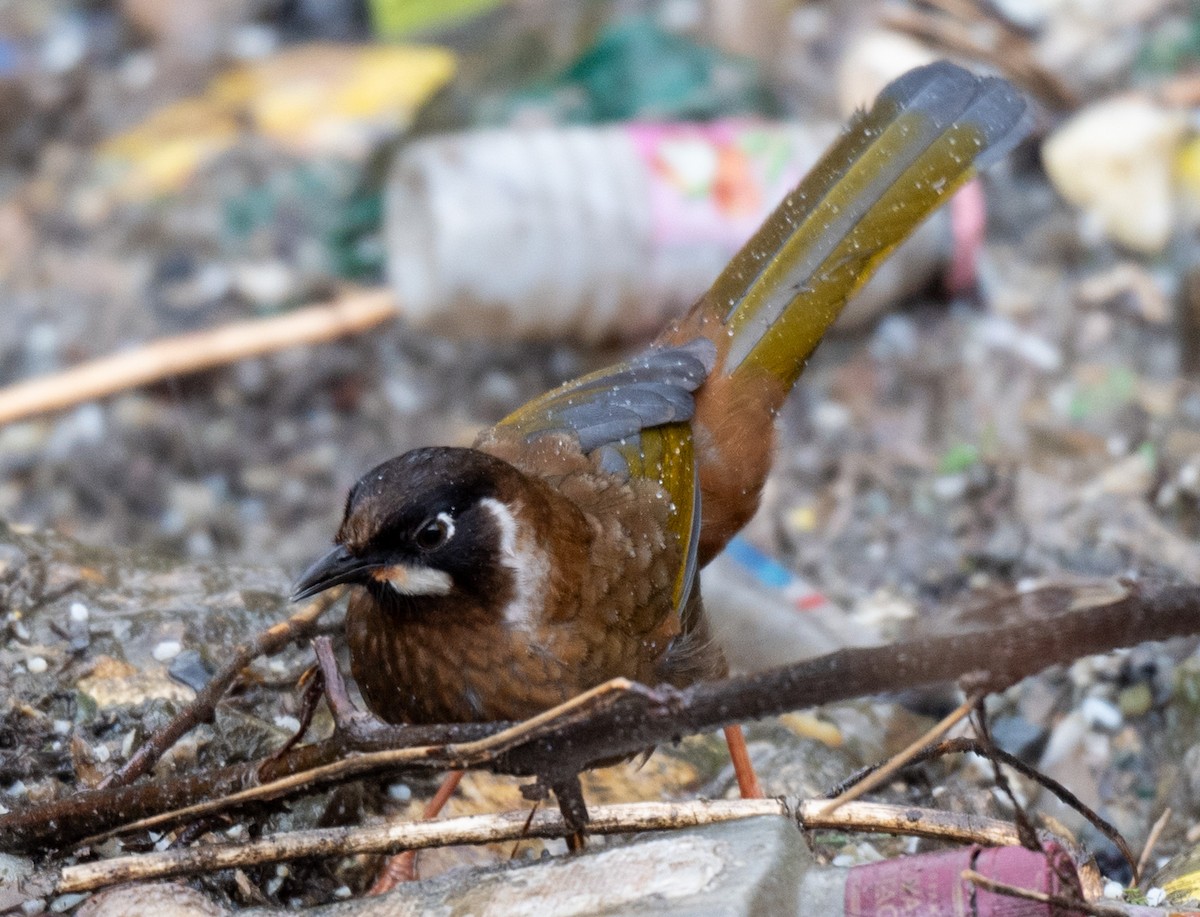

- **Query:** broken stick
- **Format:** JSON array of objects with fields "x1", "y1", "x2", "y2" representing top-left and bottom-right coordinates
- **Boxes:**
[{"x1": 0, "y1": 287, "x2": 399, "y2": 426}]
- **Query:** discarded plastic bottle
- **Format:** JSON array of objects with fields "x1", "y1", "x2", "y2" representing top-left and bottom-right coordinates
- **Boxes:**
[{"x1": 386, "y1": 120, "x2": 956, "y2": 342}]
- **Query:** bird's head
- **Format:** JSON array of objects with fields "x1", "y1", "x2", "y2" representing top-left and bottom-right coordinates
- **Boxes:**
[{"x1": 291, "y1": 447, "x2": 532, "y2": 612}]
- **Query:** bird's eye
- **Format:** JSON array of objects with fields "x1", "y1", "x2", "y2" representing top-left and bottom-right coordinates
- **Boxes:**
[{"x1": 414, "y1": 513, "x2": 454, "y2": 551}]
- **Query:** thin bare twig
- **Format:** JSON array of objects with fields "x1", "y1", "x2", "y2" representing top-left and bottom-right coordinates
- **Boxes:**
[
  {"x1": 1136, "y1": 807, "x2": 1171, "y2": 882},
  {"x1": 819, "y1": 690, "x2": 981, "y2": 815},
  {"x1": 881, "y1": 4, "x2": 1078, "y2": 111},
  {"x1": 0, "y1": 287, "x2": 399, "y2": 426},
  {"x1": 970, "y1": 696, "x2": 1041, "y2": 852},
  {"x1": 799, "y1": 798, "x2": 1022, "y2": 845},
  {"x1": 962, "y1": 869, "x2": 1127, "y2": 916},
  {"x1": 5, "y1": 577, "x2": 1200, "y2": 855},
  {"x1": 830, "y1": 735, "x2": 1136, "y2": 880},
  {"x1": 58, "y1": 798, "x2": 788, "y2": 893},
  {"x1": 80, "y1": 679, "x2": 640, "y2": 845},
  {"x1": 100, "y1": 588, "x2": 345, "y2": 789},
  {"x1": 55, "y1": 797, "x2": 1039, "y2": 895}
]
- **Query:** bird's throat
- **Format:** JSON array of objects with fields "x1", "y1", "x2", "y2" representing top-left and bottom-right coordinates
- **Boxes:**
[{"x1": 369, "y1": 562, "x2": 453, "y2": 596}]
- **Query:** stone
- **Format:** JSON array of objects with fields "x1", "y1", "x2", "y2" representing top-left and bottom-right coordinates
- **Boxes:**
[
  {"x1": 250, "y1": 816, "x2": 817, "y2": 917},
  {"x1": 1043, "y1": 98, "x2": 1188, "y2": 254},
  {"x1": 77, "y1": 881, "x2": 227, "y2": 917}
]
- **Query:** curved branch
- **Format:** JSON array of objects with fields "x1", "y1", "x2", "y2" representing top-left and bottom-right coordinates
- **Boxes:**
[{"x1": 3, "y1": 577, "x2": 1197, "y2": 854}]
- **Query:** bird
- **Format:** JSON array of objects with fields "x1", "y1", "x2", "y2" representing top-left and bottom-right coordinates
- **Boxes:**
[{"x1": 293, "y1": 61, "x2": 1029, "y2": 822}]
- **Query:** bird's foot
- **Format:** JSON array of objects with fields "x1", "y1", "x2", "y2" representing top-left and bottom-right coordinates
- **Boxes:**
[
  {"x1": 367, "y1": 769, "x2": 465, "y2": 896},
  {"x1": 565, "y1": 830, "x2": 588, "y2": 853},
  {"x1": 546, "y1": 773, "x2": 590, "y2": 852},
  {"x1": 311, "y1": 635, "x2": 391, "y2": 743}
]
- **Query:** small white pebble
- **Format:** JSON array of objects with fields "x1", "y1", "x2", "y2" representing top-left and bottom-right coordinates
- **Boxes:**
[
  {"x1": 1102, "y1": 879, "x2": 1125, "y2": 899},
  {"x1": 273, "y1": 715, "x2": 301, "y2": 734},
  {"x1": 153, "y1": 640, "x2": 182, "y2": 661},
  {"x1": 92, "y1": 743, "x2": 110, "y2": 763},
  {"x1": 5, "y1": 780, "x2": 28, "y2": 798},
  {"x1": 387, "y1": 783, "x2": 412, "y2": 802},
  {"x1": 1081, "y1": 695, "x2": 1123, "y2": 731},
  {"x1": 21, "y1": 899, "x2": 44, "y2": 916},
  {"x1": 11, "y1": 619, "x2": 30, "y2": 641},
  {"x1": 931, "y1": 473, "x2": 968, "y2": 501},
  {"x1": 1180, "y1": 463, "x2": 1200, "y2": 492},
  {"x1": 50, "y1": 892, "x2": 88, "y2": 913},
  {"x1": 1157, "y1": 482, "x2": 1180, "y2": 507},
  {"x1": 68, "y1": 602, "x2": 89, "y2": 623},
  {"x1": 333, "y1": 886, "x2": 353, "y2": 899},
  {"x1": 1145, "y1": 887, "x2": 1166, "y2": 906},
  {"x1": 122, "y1": 730, "x2": 136, "y2": 758},
  {"x1": 53, "y1": 719, "x2": 71, "y2": 735},
  {"x1": 812, "y1": 400, "x2": 851, "y2": 434},
  {"x1": 0, "y1": 802, "x2": 9, "y2": 815},
  {"x1": 26, "y1": 656, "x2": 47, "y2": 674}
]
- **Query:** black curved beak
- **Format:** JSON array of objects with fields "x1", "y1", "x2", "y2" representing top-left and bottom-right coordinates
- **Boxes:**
[{"x1": 291, "y1": 545, "x2": 378, "y2": 602}]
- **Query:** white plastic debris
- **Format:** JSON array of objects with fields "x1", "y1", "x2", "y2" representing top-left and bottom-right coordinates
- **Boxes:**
[{"x1": 1043, "y1": 98, "x2": 1188, "y2": 254}]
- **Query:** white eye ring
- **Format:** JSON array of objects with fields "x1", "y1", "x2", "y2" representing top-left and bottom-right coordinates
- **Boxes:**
[{"x1": 415, "y1": 512, "x2": 455, "y2": 551}]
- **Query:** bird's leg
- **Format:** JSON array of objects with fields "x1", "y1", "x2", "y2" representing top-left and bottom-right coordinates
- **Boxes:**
[
  {"x1": 548, "y1": 773, "x2": 590, "y2": 852},
  {"x1": 723, "y1": 724, "x2": 764, "y2": 799},
  {"x1": 311, "y1": 636, "x2": 390, "y2": 742},
  {"x1": 367, "y1": 769, "x2": 465, "y2": 895},
  {"x1": 945, "y1": 178, "x2": 987, "y2": 295}
]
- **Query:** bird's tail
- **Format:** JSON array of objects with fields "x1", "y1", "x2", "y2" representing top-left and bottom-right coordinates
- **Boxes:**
[
  {"x1": 657, "y1": 61, "x2": 1030, "y2": 561},
  {"x1": 661, "y1": 60, "x2": 1029, "y2": 392}
]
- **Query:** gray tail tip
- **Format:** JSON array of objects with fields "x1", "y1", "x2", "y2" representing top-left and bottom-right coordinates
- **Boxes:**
[{"x1": 881, "y1": 60, "x2": 1033, "y2": 168}]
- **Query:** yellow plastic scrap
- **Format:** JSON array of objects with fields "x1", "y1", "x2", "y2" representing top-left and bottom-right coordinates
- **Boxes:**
[
  {"x1": 213, "y1": 44, "x2": 456, "y2": 155},
  {"x1": 367, "y1": 0, "x2": 505, "y2": 38},
  {"x1": 1150, "y1": 840, "x2": 1200, "y2": 907},
  {"x1": 1177, "y1": 133, "x2": 1200, "y2": 223},
  {"x1": 98, "y1": 43, "x2": 456, "y2": 200},
  {"x1": 97, "y1": 97, "x2": 241, "y2": 200}
]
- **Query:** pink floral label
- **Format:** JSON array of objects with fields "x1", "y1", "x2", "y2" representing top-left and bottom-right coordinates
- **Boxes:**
[{"x1": 627, "y1": 120, "x2": 816, "y2": 251}]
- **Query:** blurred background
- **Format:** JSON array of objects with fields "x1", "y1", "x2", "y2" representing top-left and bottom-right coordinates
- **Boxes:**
[{"x1": 0, "y1": 0, "x2": 1198, "y2": 611}]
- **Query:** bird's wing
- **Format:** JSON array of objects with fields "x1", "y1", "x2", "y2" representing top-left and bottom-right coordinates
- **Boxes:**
[{"x1": 495, "y1": 338, "x2": 716, "y2": 612}]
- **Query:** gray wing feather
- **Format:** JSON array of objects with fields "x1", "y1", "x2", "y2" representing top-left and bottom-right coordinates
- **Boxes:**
[{"x1": 536, "y1": 338, "x2": 716, "y2": 454}]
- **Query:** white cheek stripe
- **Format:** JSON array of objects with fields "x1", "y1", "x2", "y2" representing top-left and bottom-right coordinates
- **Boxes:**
[
  {"x1": 479, "y1": 497, "x2": 548, "y2": 628},
  {"x1": 380, "y1": 563, "x2": 453, "y2": 596}
]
